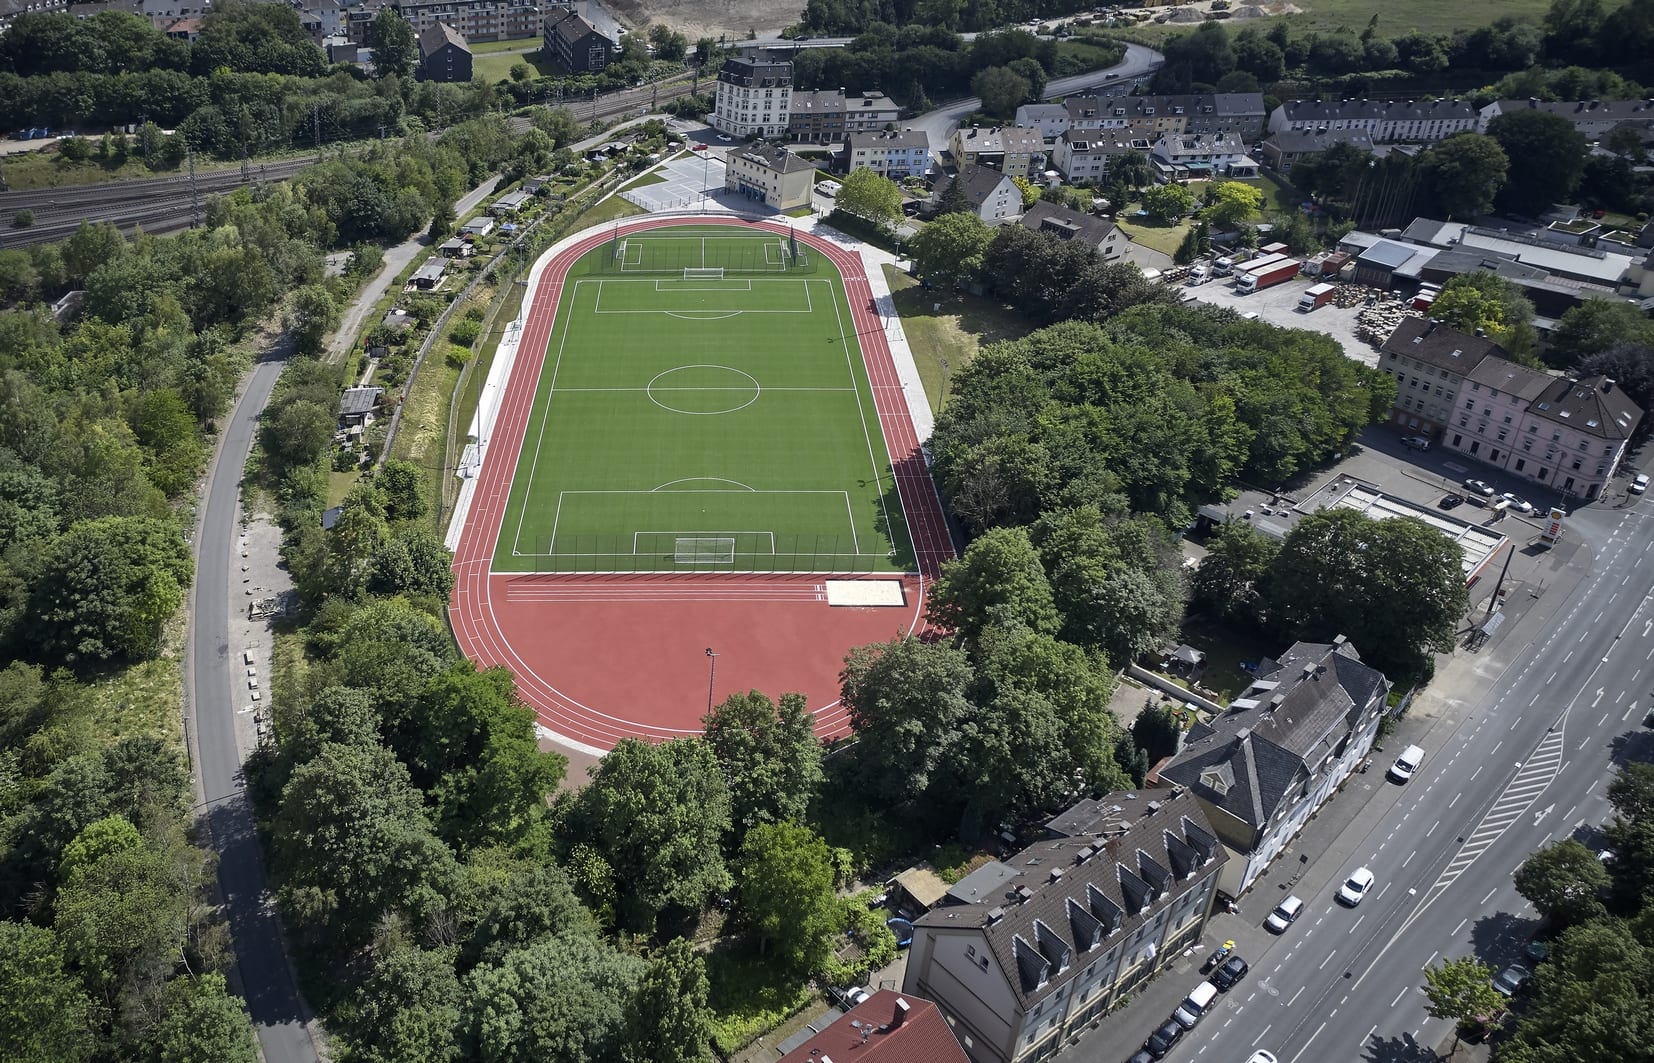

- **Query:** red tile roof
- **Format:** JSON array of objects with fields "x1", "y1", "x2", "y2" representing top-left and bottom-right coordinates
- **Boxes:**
[{"x1": 778, "y1": 990, "x2": 968, "y2": 1063}]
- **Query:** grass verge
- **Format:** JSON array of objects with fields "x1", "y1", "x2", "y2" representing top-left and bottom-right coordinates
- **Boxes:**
[
  {"x1": 883, "y1": 265, "x2": 1036, "y2": 413},
  {"x1": 619, "y1": 170, "x2": 667, "y2": 191},
  {"x1": 570, "y1": 194, "x2": 646, "y2": 228}
]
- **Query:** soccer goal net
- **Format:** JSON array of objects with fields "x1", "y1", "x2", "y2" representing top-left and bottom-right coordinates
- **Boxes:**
[
  {"x1": 683, "y1": 266, "x2": 725, "y2": 280},
  {"x1": 674, "y1": 537, "x2": 736, "y2": 564}
]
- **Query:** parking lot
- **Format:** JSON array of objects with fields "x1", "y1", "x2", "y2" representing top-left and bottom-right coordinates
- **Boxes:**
[{"x1": 1180, "y1": 269, "x2": 1377, "y2": 367}]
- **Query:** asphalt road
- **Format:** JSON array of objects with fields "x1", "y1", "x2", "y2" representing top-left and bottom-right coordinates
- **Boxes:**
[
  {"x1": 1083, "y1": 492, "x2": 1654, "y2": 1063},
  {"x1": 187, "y1": 348, "x2": 316, "y2": 1063},
  {"x1": 906, "y1": 42, "x2": 1163, "y2": 171}
]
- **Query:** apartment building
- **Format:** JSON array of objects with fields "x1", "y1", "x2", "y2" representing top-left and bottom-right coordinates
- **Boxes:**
[
  {"x1": 712, "y1": 57, "x2": 793, "y2": 139},
  {"x1": 397, "y1": 0, "x2": 541, "y2": 43},
  {"x1": 904, "y1": 789, "x2": 1226, "y2": 1063},
  {"x1": 1379, "y1": 317, "x2": 1505, "y2": 437},
  {"x1": 1267, "y1": 98, "x2": 1478, "y2": 143},
  {"x1": 1158, "y1": 637, "x2": 1390, "y2": 895},
  {"x1": 724, "y1": 141, "x2": 813, "y2": 211},
  {"x1": 934, "y1": 165, "x2": 1025, "y2": 223},
  {"x1": 417, "y1": 21, "x2": 472, "y2": 82},
  {"x1": 947, "y1": 125, "x2": 1045, "y2": 178},
  {"x1": 1479, "y1": 97, "x2": 1654, "y2": 141},
  {"x1": 1052, "y1": 131, "x2": 1145, "y2": 183},
  {"x1": 1150, "y1": 132, "x2": 1256, "y2": 179},
  {"x1": 844, "y1": 92, "x2": 900, "y2": 133},
  {"x1": 542, "y1": 6, "x2": 614, "y2": 72},
  {"x1": 1049, "y1": 93, "x2": 1267, "y2": 143},
  {"x1": 844, "y1": 129, "x2": 931, "y2": 178},
  {"x1": 788, "y1": 89, "x2": 845, "y2": 144}
]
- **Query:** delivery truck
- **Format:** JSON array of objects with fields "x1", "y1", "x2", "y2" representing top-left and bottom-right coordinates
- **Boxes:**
[
  {"x1": 1228, "y1": 253, "x2": 1288, "y2": 284},
  {"x1": 1298, "y1": 282, "x2": 1336, "y2": 311},
  {"x1": 1236, "y1": 259, "x2": 1302, "y2": 294}
]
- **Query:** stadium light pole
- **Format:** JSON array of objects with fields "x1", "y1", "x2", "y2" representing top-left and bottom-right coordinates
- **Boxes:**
[{"x1": 705, "y1": 647, "x2": 719, "y2": 713}]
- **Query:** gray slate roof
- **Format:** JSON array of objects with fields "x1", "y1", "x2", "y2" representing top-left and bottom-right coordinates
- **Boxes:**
[
  {"x1": 914, "y1": 789, "x2": 1225, "y2": 1011},
  {"x1": 937, "y1": 164, "x2": 1014, "y2": 208},
  {"x1": 1528, "y1": 375, "x2": 1644, "y2": 440},
  {"x1": 1264, "y1": 128, "x2": 1374, "y2": 155},
  {"x1": 1159, "y1": 640, "x2": 1389, "y2": 832},
  {"x1": 1381, "y1": 317, "x2": 1507, "y2": 375},
  {"x1": 1019, "y1": 201, "x2": 1117, "y2": 248},
  {"x1": 418, "y1": 21, "x2": 467, "y2": 58},
  {"x1": 1278, "y1": 98, "x2": 1477, "y2": 123},
  {"x1": 733, "y1": 141, "x2": 813, "y2": 174}
]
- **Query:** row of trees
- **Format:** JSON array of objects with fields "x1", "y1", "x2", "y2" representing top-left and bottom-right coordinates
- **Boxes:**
[
  {"x1": 788, "y1": 25, "x2": 1119, "y2": 111},
  {"x1": 799, "y1": 0, "x2": 1102, "y2": 36}
]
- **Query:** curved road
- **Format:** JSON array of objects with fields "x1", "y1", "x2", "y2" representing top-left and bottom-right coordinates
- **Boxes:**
[{"x1": 188, "y1": 175, "x2": 501, "y2": 1063}]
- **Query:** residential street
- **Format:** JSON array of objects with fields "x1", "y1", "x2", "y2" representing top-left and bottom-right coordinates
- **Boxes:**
[
  {"x1": 1067, "y1": 491, "x2": 1654, "y2": 1063},
  {"x1": 187, "y1": 171, "x2": 504, "y2": 1063}
]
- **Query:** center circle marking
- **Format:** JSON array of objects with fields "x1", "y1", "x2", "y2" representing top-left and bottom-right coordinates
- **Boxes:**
[{"x1": 645, "y1": 364, "x2": 761, "y2": 416}]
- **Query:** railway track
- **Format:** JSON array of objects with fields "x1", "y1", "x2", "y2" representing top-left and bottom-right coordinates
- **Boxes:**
[{"x1": 0, "y1": 77, "x2": 698, "y2": 247}]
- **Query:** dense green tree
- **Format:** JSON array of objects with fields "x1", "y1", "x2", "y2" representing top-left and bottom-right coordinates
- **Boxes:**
[
  {"x1": 369, "y1": 526, "x2": 458, "y2": 600},
  {"x1": 1202, "y1": 180, "x2": 1264, "y2": 229},
  {"x1": 702, "y1": 690, "x2": 823, "y2": 841},
  {"x1": 1131, "y1": 703, "x2": 1182, "y2": 765},
  {"x1": 1192, "y1": 518, "x2": 1280, "y2": 622},
  {"x1": 376, "y1": 459, "x2": 427, "y2": 522},
  {"x1": 1141, "y1": 183, "x2": 1194, "y2": 222},
  {"x1": 1514, "y1": 839, "x2": 1611, "y2": 927},
  {"x1": 463, "y1": 936, "x2": 641, "y2": 1063},
  {"x1": 30, "y1": 515, "x2": 192, "y2": 664},
  {"x1": 397, "y1": 662, "x2": 564, "y2": 853},
  {"x1": 570, "y1": 738, "x2": 733, "y2": 933},
  {"x1": 834, "y1": 167, "x2": 904, "y2": 227},
  {"x1": 1603, "y1": 763, "x2": 1654, "y2": 911},
  {"x1": 367, "y1": 8, "x2": 418, "y2": 78},
  {"x1": 286, "y1": 283, "x2": 337, "y2": 358},
  {"x1": 326, "y1": 482, "x2": 389, "y2": 599},
  {"x1": 1546, "y1": 301, "x2": 1654, "y2": 369},
  {"x1": 0, "y1": 921, "x2": 95, "y2": 1063},
  {"x1": 970, "y1": 65, "x2": 1032, "y2": 117},
  {"x1": 1432, "y1": 272, "x2": 1538, "y2": 361},
  {"x1": 1155, "y1": 22, "x2": 1235, "y2": 89},
  {"x1": 53, "y1": 830, "x2": 200, "y2": 996},
  {"x1": 624, "y1": 938, "x2": 712, "y2": 1063},
  {"x1": 737, "y1": 821, "x2": 840, "y2": 973},
  {"x1": 268, "y1": 741, "x2": 460, "y2": 948},
  {"x1": 1495, "y1": 914, "x2": 1654, "y2": 1062},
  {"x1": 906, "y1": 211, "x2": 994, "y2": 288},
  {"x1": 136, "y1": 973, "x2": 259, "y2": 1063},
  {"x1": 1006, "y1": 56, "x2": 1046, "y2": 101},
  {"x1": 928, "y1": 526, "x2": 1059, "y2": 641},
  {"x1": 348, "y1": 946, "x2": 463, "y2": 1063},
  {"x1": 463, "y1": 865, "x2": 595, "y2": 971},
  {"x1": 1423, "y1": 956, "x2": 1505, "y2": 1048},
  {"x1": 1266, "y1": 508, "x2": 1467, "y2": 680},
  {"x1": 1420, "y1": 133, "x2": 1510, "y2": 219},
  {"x1": 1487, "y1": 109, "x2": 1590, "y2": 216},
  {"x1": 841, "y1": 636, "x2": 975, "y2": 805}
]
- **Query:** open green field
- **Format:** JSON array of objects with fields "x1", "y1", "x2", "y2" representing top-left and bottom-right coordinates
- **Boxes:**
[
  {"x1": 494, "y1": 225, "x2": 913, "y2": 574},
  {"x1": 1131, "y1": 0, "x2": 1625, "y2": 39}
]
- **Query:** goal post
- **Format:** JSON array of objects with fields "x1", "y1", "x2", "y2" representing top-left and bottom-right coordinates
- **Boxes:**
[
  {"x1": 673, "y1": 537, "x2": 736, "y2": 564},
  {"x1": 683, "y1": 266, "x2": 725, "y2": 280}
]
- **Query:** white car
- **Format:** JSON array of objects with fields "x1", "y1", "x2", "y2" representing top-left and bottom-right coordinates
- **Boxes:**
[
  {"x1": 1632, "y1": 472, "x2": 1649, "y2": 495},
  {"x1": 1500, "y1": 493, "x2": 1534, "y2": 514},
  {"x1": 1264, "y1": 895, "x2": 1303, "y2": 933},
  {"x1": 1245, "y1": 1054, "x2": 1279, "y2": 1063},
  {"x1": 1337, "y1": 867, "x2": 1375, "y2": 906}
]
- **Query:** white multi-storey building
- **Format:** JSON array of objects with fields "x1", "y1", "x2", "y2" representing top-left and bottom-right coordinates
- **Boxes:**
[{"x1": 711, "y1": 57, "x2": 793, "y2": 139}]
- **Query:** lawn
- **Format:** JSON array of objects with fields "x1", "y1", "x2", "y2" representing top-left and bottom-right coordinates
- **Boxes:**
[
  {"x1": 883, "y1": 265, "x2": 1036, "y2": 413},
  {"x1": 1115, "y1": 172, "x2": 1299, "y2": 256},
  {"x1": 494, "y1": 224, "x2": 914, "y2": 574},
  {"x1": 468, "y1": 36, "x2": 541, "y2": 54},
  {"x1": 618, "y1": 170, "x2": 667, "y2": 191},
  {"x1": 705, "y1": 948, "x2": 818, "y2": 1056},
  {"x1": 475, "y1": 49, "x2": 556, "y2": 82},
  {"x1": 569, "y1": 193, "x2": 646, "y2": 229}
]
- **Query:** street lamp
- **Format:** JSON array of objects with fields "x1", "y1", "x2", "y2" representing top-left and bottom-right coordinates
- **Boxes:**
[{"x1": 705, "y1": 647, "x2": 719, "y2": 713}]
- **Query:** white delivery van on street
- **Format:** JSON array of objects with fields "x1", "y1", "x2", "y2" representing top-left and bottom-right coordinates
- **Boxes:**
[{"x1": 1389, "y1": 744, "x2": 1425, "y2": 783}]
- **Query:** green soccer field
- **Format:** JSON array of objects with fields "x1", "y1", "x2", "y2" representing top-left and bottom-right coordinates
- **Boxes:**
[{"x1": 493, "y1": 225, "x2": 916, "y2": 574}]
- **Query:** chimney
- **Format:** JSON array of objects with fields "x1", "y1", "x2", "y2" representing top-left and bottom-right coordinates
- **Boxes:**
[
  {"x1": 893, "y1": 997, "x2": 911, "y2": 1028},
  {"x1": 987, "y1": 906, "x2": 1005, "y2": 924},
  {"x1": 1602, "y1": 378, "x2": 1615, "y2": 393}
]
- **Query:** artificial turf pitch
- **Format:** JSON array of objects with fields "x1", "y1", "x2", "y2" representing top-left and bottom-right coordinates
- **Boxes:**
[{"x1": 492, "y1": 225, "x2": 915, "y2": 574}]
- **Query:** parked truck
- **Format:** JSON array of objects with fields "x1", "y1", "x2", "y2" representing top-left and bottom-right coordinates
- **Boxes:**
[
  {"x1": 1298, "y1": 282, "x2": 1336, "y2": 311},
  {"x1": 1228, "y1": 252, "x2": 1289, "y2": 283},
  {"x1": 1237, "y1": 259, "x2": 1302, "y2": 294}
]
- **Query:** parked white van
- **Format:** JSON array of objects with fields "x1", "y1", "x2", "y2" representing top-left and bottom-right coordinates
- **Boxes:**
[
  {"x1": 1389, "y1": 744, "x2": 1425, "y2": 783},
  {"x1": 1173, "y1": 980, "x2": 1220, "y2": 1029}
]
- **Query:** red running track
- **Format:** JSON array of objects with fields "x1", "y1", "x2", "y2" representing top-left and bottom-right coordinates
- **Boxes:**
[{"x1": 448, "y1": 217, "x2": 956, "y2": 751}]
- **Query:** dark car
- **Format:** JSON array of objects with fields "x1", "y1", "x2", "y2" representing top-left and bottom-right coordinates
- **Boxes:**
[
  {"x1": 1438, "y1": 493, "x2": 1463, "y2": 510},
  {"x1": 1212, "y1": 954, "x2": 1250, "y2": 991},
  {"x1": 1145, "y1": 1019, "x2": 1184, "y2": 1059}
]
